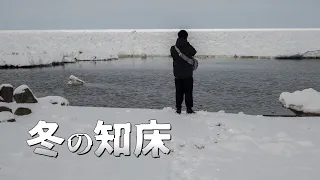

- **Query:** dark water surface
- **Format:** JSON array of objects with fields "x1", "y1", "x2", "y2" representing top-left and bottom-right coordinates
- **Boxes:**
[{"x1": 1, "y1": 58, "x2": 320, "y2": 115}]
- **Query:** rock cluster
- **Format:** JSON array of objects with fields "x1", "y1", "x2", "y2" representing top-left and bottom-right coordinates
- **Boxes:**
[
  {"x1": 0, "y1": 84, "x2": 69, "y2": 123},
  {"x1": 0, "y1": 84, "x2": 15, "y2": 122}
]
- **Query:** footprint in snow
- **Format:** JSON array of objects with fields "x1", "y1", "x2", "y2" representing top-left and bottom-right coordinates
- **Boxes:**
[{"x1": 194, "y1": 144, "x2": 205, "y2": 149}]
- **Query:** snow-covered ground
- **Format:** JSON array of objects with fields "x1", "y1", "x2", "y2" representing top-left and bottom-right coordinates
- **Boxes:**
[
  {"x1": 0, "y1": 103, "x2": 320, "y2": 180},
  {"x1": 1, "y1": 29, "x2": 320, "y2": 67},
  {"x1": 37, "y1": 96, "x2": 69, "y2": 106},
  {"x1": 0, "y1": 111, "x2": 14, "y2": 122},
  {"x1": 280, "y1": 88, "x2": 320, "y2": 115}
]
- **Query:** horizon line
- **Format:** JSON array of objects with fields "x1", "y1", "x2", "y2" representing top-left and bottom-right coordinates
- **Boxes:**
[{"x1": 1, "y1": 28, "x2": 320, "y2": 33}]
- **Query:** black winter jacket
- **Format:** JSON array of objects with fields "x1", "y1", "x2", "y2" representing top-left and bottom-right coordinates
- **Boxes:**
[{"x1": 170, "y1": 38, "x2": 197, "y2": 78}]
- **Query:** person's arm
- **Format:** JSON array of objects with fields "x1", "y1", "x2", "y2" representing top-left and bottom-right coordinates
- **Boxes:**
[
  {"x1": 170, "y1": 46, "x2": 177, "y2": 60},
  {"x1": 188, "y1": 43, "x2": 197, "y2": 57}
]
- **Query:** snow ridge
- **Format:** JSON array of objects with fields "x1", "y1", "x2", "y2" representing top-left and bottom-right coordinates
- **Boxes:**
[{"x1": 1, "y1": 29, "x2": 320, "y2": 67}]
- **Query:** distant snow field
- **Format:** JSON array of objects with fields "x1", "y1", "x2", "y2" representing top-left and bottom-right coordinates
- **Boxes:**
[
  {"x1": 1, "y1": 29, "x2": 320, "y2": 67},
  {"x1": 0, "y1": 102, "x2": 320, "y2": 180}
]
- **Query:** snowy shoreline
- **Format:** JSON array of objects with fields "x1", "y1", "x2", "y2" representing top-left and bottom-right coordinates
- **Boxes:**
[
  {"x1": 1, "y1": 83, "x2": 320, "y2": 179},
  {"x1": 1, "y1": 29, "x2": 320, "y2": 68},
  {"x1": 1, "y1": 104, "x2": 320, "y2": 180}
]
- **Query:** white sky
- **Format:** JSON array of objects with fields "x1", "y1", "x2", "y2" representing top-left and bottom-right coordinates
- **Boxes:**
[{"x1": 0, "y1": 0, "x2": 319, "y2": 30}]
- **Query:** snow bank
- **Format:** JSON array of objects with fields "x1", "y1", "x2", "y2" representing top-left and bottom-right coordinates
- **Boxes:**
[
  {"x1": 13, "y1": 85, "x2": 69, "y2": 106},
  {"x1": 1, "y1": 29, "x2": 320, "y2": 67},
  {"x1": 37, "y1": 96, "x2": 69, "y2": 106},
  {"x1": 302, "y1": 50, "x2": 320, "y2": 59},
  {"x1": 279, "y1": 88, "x2": 320, "y2": 114},
  {"x1": 0, "y1": 105, "x2": 319, "y2": 180}
]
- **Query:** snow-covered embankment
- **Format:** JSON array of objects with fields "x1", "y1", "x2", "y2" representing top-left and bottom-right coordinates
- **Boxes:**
[
  {"x1": 1, "y1": 29, "x2": 320, "y2": 68},
  {"x1": 280, "y1": 88, "x2": 320, "y2": 116}
]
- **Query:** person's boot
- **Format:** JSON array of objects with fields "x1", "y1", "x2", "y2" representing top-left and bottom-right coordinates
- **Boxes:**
[
  {"x1": 187, "y1": 107, "x2": 195, "y2": 114},
  {"x1": 176, "y1": 108, "x2": 181, "y2": 114}
]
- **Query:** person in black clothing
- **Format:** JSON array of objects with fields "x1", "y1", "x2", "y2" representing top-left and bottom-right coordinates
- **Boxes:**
[{"x1": 170, "y1": 30, "x2": 197, "y2": 114}]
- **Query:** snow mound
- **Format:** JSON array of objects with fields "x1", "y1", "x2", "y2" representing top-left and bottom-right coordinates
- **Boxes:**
[
  {"x1": 0, "y1": 111, "x2": 14, "y2": 122},
  {"x1": 0, "y1": 84, "x2": 13, "y2": 89},
  {"x1": 68, "y1": 75, "x2": 84, "y2": 85},
  {"x1": 13, "y1": 85, "x2": 32, "y2": 95},
  {"x1": 302, "y1": 50, "x2": 320, "y2": 58},
  {"x1": 37, "y1": 96, "x2": 69, "y2": 106},
  {"x1": 13, "y1": 85, "x2": 68, "y2": 106},
  {"x1": 279, "y1": 88, "x2": 320, "y2": 114}
]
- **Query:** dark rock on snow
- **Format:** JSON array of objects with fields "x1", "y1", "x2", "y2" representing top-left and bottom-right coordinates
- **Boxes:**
[
  {"x1": 7, "y1": 119, "x2": 16, "y2": 122},
  {"x1": 0, "y1": 106, "x2": 12, "y2": 113},
  {"x1": 0, "y1": 84, "x2": 14, "y2": 103},
  {"x1": 14, "y1": 107, "x2": 32, "y2": 116},
  {"x1": 13, "y1": 85, "x2": 38, "y2": 103}
]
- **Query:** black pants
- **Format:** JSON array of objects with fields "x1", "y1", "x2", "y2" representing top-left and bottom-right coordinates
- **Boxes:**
[{"x1": 175, "y1": 77, "x2": 193, "y2": 109}]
